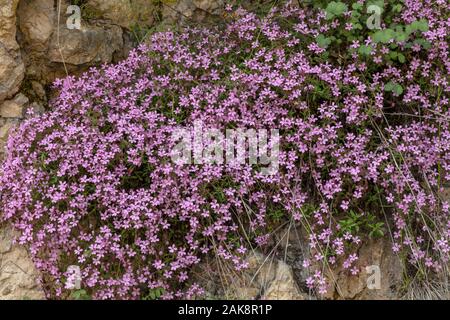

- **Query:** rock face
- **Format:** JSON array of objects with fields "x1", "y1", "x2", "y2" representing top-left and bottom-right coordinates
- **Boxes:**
[
  {"x1": 16, "y1": 0, "x2": 54, "y2": 52},
  {"x1": 260, "y1": 258, "x2": 306, "y2": 300},
  {"x1": 47, "y1": 24, "x2": 123, "y2": 66},
  {"x1": 196, "y1": 252, "x2": 307, "y2": 300},
  {"x1": 0, "y1": 92, "x2": 28, "y2": 160},
  {"x1": 326, "y1": 239, "x2": 403, "y2": 299},
  {"x1": 0, "y1": 93, "x2": 28, "y2": 118},
  {"x1": 0, "y1": 226, "x2": 45, "y2": 300},
  {"x1": 162, "y1": 0, "x2": 224, "y2": 23},
  {"x1": 86, "y1": 0, "x2": 156, "y2": 29},
  {"x1": 0, "y1": 0, "x2": 24, "y2": 101},
  {"x1": 17, "y1": 0, "x2": 125, "y2": 86},
  {"x1": 274, "y1": 225, "x2": 403, "y2": 300}
]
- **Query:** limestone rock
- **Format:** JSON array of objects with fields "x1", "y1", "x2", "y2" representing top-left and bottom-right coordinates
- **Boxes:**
[
  {"x1": 0, "y1": 226, "x2": 45, "y2": 300},
  {"x1": 162, "y1": 0, "x2": 196, "y2": 22},
  {"x1": 262, "y1": 260, "x2": 306, "y2": 300},
  {"x1": 48, "y1": 24, "x2": 123, "y2": 66},
  {"x1": 324, "y1": 238, "x2": 403, "y2": 300},
  {"x1": 246, "y1": 252, "x2": 277, "y2": 287},
  {"x1": 0, "y1": 46, "x2": 24, "y2": 101},
  {"x1": 273, "y1": 224, "x2": 404, "y2": 299},
  {"x1": 86, "y1": 0, "x2": 156, "y2": 29},
  {"x1": 17, "y1": 0, "x2": 55, "y2": 52},
  {"x1": 162, "y1": 0, "x2": 224, "y2": 24},
  {"x1": 0, "y1": 120, "x2": 14, "y2": 140},
  {"x1": 0, "y1": 0, "x2": 24, "y2": 102},
  {"x1": 17, "y1": 0, "x2": 125, "y2": 85},
  {"x1": 0, "y1": 93, "x2": 28, "y2": 118},
  {"x1": 0, "y1": 0, "x2": 20, "y2": 51},
  {"x1": 193, "y1": 0, "x2": 224, "y2": 14},
  {"x1": 195, "y1": 251, "x2": 307, "y2": 300},
  {"x1": 30, "y1": 81, "x2": 46, "y2": 100}
]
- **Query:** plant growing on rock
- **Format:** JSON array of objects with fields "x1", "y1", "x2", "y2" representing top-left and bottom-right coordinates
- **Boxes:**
[{"x1": 0, "y1": 1, "x2": 449, "y2": 299}]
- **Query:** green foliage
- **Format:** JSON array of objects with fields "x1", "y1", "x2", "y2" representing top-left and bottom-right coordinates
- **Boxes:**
[
  {"x1": 325, "y1": 1, "x2": 348, "y2": 20},
  {"x1": 384, "y1": 81, "x2": 403, "y2": 95},
  {"x1": 371, "y1": 19, "x2": 429, "y2": 44},
  {"x1": 409, "y1": 19, "x2": 429, "y2": 33},
  {"x1": 358, "y1": 44, "x2": 372, "y2": 55},
  {"x1": 371, "y1": 28, "x2": 396, "y2": 43},
  {"x1": 70, "y1": 289, "x2": 92, "y2": 300},
  {"x1": 413, "y1": 38, "x2": 431, "y2": 49},
  {"x1": 351, "y1": 2, "x2": 363, "y2": 11},
  {"x1": 339, "y1": 210, "x2": 363, "y2": 234},
  {"x1": 316, "y1": 34, "x2": 333, "y2": 48},
  {"x1": 339, "y1": 210, "x2": 385, "y2": 239},
  {"x1": 368, "y1": 221, "x2": 385, "y2": 238},
  {"x1": 268, "y1": 207, "x2": 285, "y2": 222},
  {"x1": 143, "y1": 288, "x2": 165, "y2": 300}
]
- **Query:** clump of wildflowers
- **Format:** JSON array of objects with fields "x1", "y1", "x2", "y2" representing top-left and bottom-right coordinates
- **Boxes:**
[{"x1": 0, "y1": 1, "x2": 449, "y2": 299}]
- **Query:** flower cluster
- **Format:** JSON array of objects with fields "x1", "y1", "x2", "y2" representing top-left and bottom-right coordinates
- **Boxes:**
[{"x1": 0, "y1": 1, "x2": 448, "y2": 298}]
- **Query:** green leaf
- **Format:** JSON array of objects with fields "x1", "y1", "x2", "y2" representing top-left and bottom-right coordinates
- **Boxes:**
[
  {"x1": 358, "y1": 45, "x2": 372, "y2": 55},
  {"x1": 405, "y1": 24, "x2": 413, "y2": 35},
  {"x1": 144, "y1": 287, "x2": 165, "y2": 300},
  {"x1": 325, "y1": 1, "x2": 348, "y2": 20},
  {"x1": 384, "y1": 81, "x2": 403, "y2": 95},
  {"x1": 70, "y1": 289, "x2": 91, "y2": 300},
  {"x1": 369, "y1": 229, "x2": 384, "y2": 238},
  {"x1": 416, "y1": 19, "x2": 429, "y2": 32},
  {"x1": 384, "y1": 81, "x2": 395, "y2": 91},
  {"x1": 389, "y1": 51, "x2": 398, "y2": 59},
  {"x1": 372, "y1": 29, "x2": 395, "y2": 43},
  {"x1": 410, "y1": 19, "x2": 429, "y2": 32},
  {"x1": 397, "y1": 53, "x2": 406, "y2": 63},
  {"x1": 352, "y1": 3, "x2": 363, "y2": 11},
  {"x1": 394, "y1": 31, "x2": 408, "y2": 42},
  {"x1": 393, "y1": 84, "x2": 403, "y2": 95},
  {"x1": 316, "y1": 34, "x2": 332, "y2": 48},
  {"x1": 353, "y1": 22, "x2": 363, "y2": 30},
  {"x1": 351, "y1": 11, "x2": 361, "y2": 18},
  {"x1": 414, "y1": 38, "x2": 431, "y2": 49},
  {"x1": 392, "y1": 4, "x2": 402, "y2": 13}
]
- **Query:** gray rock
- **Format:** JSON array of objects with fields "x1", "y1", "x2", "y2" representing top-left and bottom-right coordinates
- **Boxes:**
[
  {"x1": 246, "y1": 252, "x2": 305, "y2": 300},
  {"x1": 0, "y1": 0, "x2": 20, "y2": 51},
  {"x1": 0, "y1": 226, "x2": 45, "y2": 300},
  {"x1": 0, "y1": 0, "x2": 24, "y2": 102},
  {"x1": 195, "y1": 251, "x2": 307, "y2": 300},
  {"x1": 48, "y1": 24, "x2": 123, "y2": 66},
  {"x1": 193, "y1": 0, "x2": 224, "y2": 13},
  {"x1": 31, "y1": 81, "x2": 46, "y2": 100},
  {"x1": 86, "y1": 0, "x2": 156, "y2": 29},
  {"x1": 0, "y1": 93, "x2": 28, "y2": 118},
  {"x1": 0, "y1": 45, "x2": 24, "y2": 101},
  {"x1": 162, "y1": 0, "x2": 224, "y2": 24},
  {"x1": 262, "y1": 261, "x2": 306, "y2": 300},
  {"x1": 0, "y1": 120, "x2": 15, "y2": 140},
  {"x1": 322, "y1": 238, "x2": 403, "y2": 300}
]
